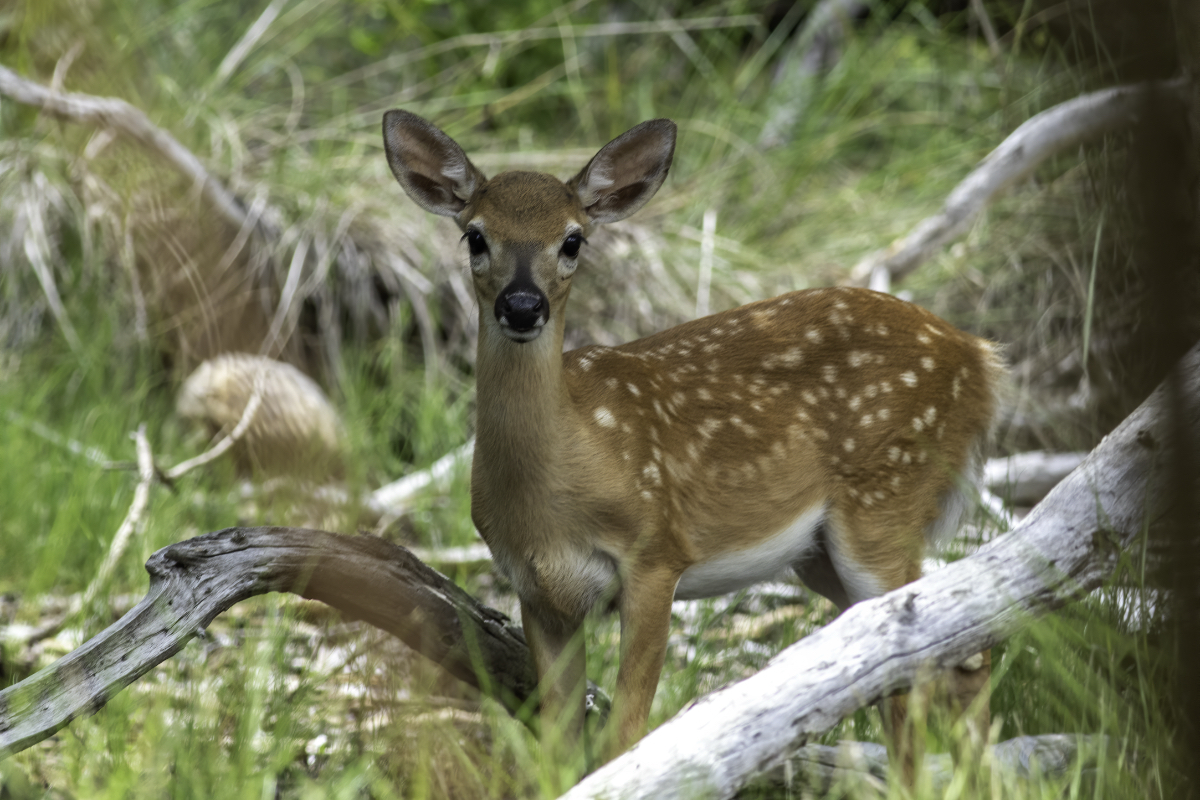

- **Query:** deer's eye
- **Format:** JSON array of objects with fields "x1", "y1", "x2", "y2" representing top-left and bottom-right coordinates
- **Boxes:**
[
  {"x1": 464, "y1": 229, "x2": 488, "y2": 257},
  {"x1": 561, "y1": 232, "x2": 585, "y2": 259}
]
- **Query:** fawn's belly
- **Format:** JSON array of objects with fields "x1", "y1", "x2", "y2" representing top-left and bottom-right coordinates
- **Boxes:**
[{"x1": 673, "y1": 504, "x2": 825, "y2": 600}]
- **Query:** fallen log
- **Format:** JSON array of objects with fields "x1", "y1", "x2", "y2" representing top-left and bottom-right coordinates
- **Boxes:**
[
  {"x1": 766, "y1": 734, "x2": 1114, "y2": 796},
  {"x1": 0, "y1": 529, "x2": 551, "y2": 758},
  {"x1": 984, "y1": 450, "x2": 1087, "y2": 507}
]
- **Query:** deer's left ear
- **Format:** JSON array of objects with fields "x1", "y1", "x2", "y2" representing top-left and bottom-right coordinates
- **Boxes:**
[{"x1": 569, "y1": 119, "x2": 676, "y2": 226}]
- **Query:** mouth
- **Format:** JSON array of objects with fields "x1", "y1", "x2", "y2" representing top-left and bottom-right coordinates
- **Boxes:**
[{"x1": 498, "y1": 319, "x2": 545, "y2": 343}]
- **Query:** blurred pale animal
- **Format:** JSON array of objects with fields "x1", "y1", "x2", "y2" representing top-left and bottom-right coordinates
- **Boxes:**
[{"x1": 177, "y1": 353, "x2": 345, "y2": 479}]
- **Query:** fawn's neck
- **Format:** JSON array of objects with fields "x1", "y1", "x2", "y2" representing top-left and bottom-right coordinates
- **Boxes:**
[{"x1": 472, "y1": 310, "x2": 577, "y2": 507}]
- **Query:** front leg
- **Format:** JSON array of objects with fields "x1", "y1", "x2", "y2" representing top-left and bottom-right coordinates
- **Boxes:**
[
  {"x1": 603, "y1": 564, "x2": 679, "y2": 763},
  {"x1": 521, "y1": 600, "x2": 587, "y2": 760}
]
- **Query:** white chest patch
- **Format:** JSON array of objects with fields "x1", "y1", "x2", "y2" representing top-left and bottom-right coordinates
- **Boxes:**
[{"x1": 674, "y1": 504, "x2": 826, "y2": 600}]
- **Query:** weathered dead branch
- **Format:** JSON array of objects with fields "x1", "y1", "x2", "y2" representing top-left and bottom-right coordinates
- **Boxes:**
[
  {"x1": 985, "y1": 450, "x2": 1087, "y2": 507},
  {"x1": 79, "y1": 425, "x2": 156, "y2": 611},
  {"x1": 0, "y1": 65, "x2": 257, "y2": 238},
  {"x1": 765, "y1": 735, "x2": 1112, "y2": 796},
  {"x1": 560, "y1": 341, "x2": 1198, "y2": 800},
  {"x1": 367, "y1": 439, "x2": 475, "y2": 520},
  {"x1": 0, "y1": 528, "x2": 541, "y2": 757},
  {"x1": 758, "y1": 0, "x2": 866, "y2": 148},
  {"x1": 848, "y1": 80, "x2": 1183, "y2": 286}
]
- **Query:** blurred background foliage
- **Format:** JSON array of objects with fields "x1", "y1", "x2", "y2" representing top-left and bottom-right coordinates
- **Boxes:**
[{"x1": 1, "y1": 0, "x2": 1197, "y2": 797}]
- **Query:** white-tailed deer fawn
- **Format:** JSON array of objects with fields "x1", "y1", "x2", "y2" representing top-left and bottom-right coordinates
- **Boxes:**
[{"x1": 382, "y1": 110, "x2": 1003, "y2": 777}]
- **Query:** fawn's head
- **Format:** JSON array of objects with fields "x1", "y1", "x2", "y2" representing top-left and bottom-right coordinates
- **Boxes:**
[{"x1": 383, "y1": 111, "x2": 676, "y2": 343}]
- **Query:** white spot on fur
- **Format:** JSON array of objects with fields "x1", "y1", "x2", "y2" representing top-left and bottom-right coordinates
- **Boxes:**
[
  {"x1": 860, "y1": 413, "x2": 873, "y2": 426},
  {"x1": 594, "y1": 407, "x2": 616, "y2": 428},
  {"x1": 888, "y1": 446, "x2": 901, "y2": 462},
  {"x1": 877, "y1": 407, "x2": 891, "y2": 421},
  {"x1": 848, "y1": 395, "x2": 862, "y2": 411},
  {"x1": 900, "y1": 371, "x2": 918, "y2": 388},
  {"x1": 763, "y1": 347, "x2": 804, "y2": 370},
  {"x1": 921, "y1": 356, "x2": 936, "y2": 372},
  {"x1": 843, "y1": 438, "x2": 856, "y2": 453},
  {"x1": 731, "y1": 416, "x2": 758, "y2": 436},
  {"x1": 822, "y1": 365, "x2": 838, "y2": 383},
  {"x1": 917, "y1": 332, "x2": 932, "y2": 345},
  {"x1": 924, "y1": 406, "x2": 938, "y2": 425},
  {"x1": 806, "y1": 329, "x2": 822, "y2": 343}
]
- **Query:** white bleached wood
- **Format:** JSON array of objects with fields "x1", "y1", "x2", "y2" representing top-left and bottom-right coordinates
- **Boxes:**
[
  {"x1": 367, "y1": 439, "x2": 475, "y2": 517},
  {"x1": 848, "y1": 81, "x2": 1182, "y2": 286},
  {"x1": 984, "y1": 450, "x2": 1087, "y2": 506},
  {"x1": 559, "y1": 343, "x2": 1198, "y2": 800}
]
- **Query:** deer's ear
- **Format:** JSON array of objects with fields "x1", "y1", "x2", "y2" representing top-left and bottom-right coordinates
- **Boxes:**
[
  {"x1": 569, "y1": 119, "x2": 676, "y2": 225},
  {"x1": 383, "y1": 110, "x2": 487, "y2": 218}
]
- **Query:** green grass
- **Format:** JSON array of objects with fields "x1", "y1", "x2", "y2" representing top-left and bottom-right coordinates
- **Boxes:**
[{"x1": 0, "y1": 0, "x2": 1186, "y2": 797}]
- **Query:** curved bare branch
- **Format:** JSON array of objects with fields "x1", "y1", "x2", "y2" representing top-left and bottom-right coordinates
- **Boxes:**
[
  {"x1": 848, "y1": 80, "x2": 1184, "y2": 286},
  {"x1": 0, "y1": 528, "x2": 537, "y2": 757},
  {"x1": 0, "y1": 64, "x2": 255, "y2": 236}
]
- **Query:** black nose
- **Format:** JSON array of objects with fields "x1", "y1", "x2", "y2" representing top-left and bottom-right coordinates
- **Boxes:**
[{"x1": 495, "y1": 288, "x2": 547, "y2": 332}]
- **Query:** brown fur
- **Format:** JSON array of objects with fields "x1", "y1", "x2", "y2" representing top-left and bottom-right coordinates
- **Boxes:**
[{"x1": 382, "y1": 110, "x2": 1004, "y2": 772}]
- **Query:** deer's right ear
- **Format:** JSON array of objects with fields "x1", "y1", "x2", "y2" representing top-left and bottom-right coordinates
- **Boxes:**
[{"x1": 383, "y1": 110, "x2": 486, "y2": 218}]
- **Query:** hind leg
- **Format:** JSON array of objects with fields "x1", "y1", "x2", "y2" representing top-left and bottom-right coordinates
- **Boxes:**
[
  {"x1": 814, "y1": 506, "x2": 927, "y2": 787},
  {"x1": 816, "y1": 501, "x2": 990, "y2": 785}
]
